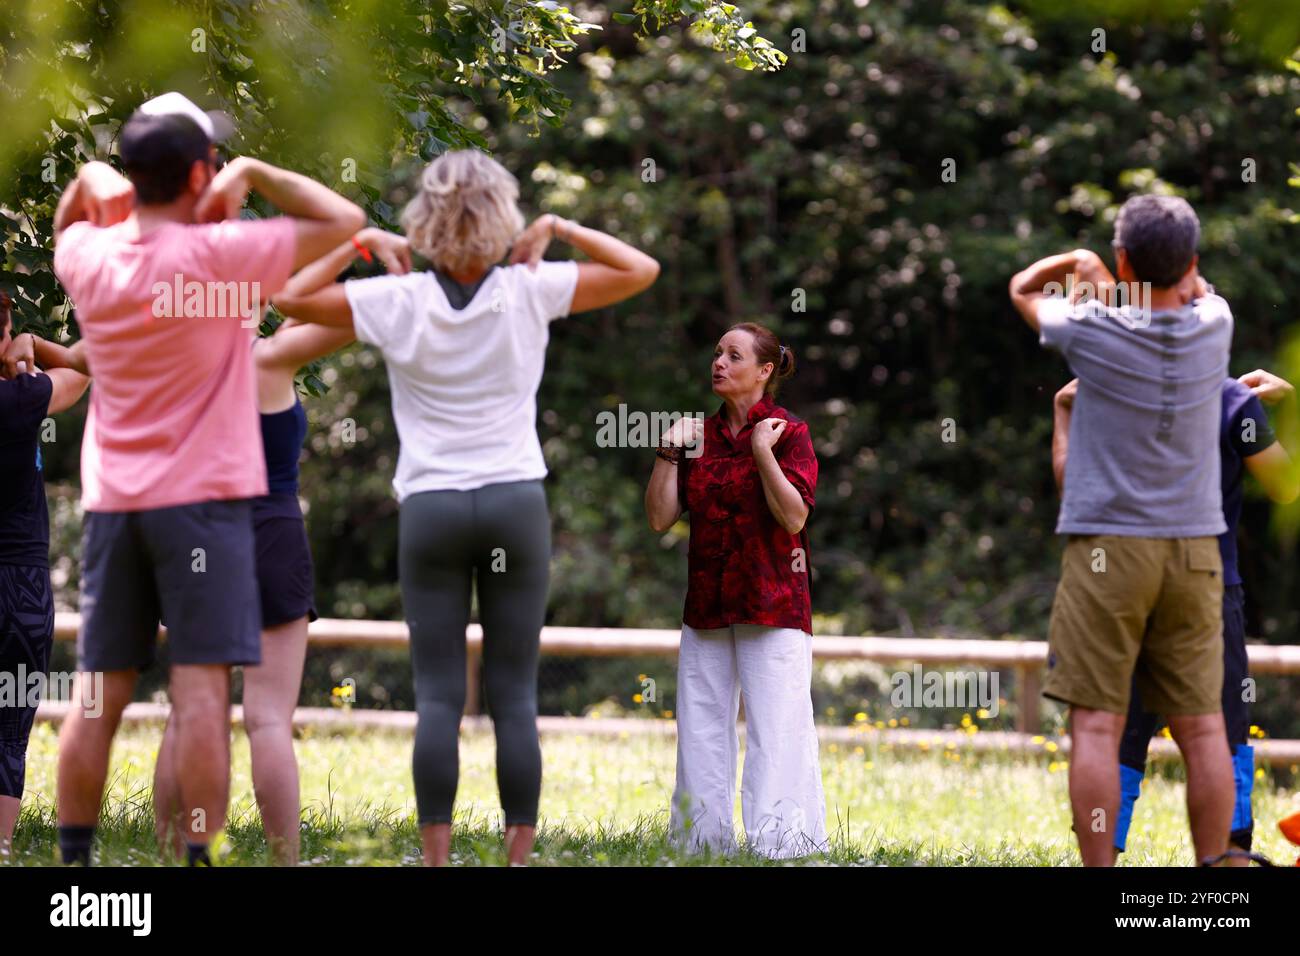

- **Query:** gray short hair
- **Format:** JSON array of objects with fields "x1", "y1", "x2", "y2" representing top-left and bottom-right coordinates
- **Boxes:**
[
  {"x1": 1113, "y1": 194, "x2": 1200, "y2": 289},
  {"x1": 400, "y1": 150, "x2": 526, "y2": 273}
]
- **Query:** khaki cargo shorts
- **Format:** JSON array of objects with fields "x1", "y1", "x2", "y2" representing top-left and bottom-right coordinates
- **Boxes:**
[{"x1": 1044, "y1": 534, "x2": 1224, "y2": 716}]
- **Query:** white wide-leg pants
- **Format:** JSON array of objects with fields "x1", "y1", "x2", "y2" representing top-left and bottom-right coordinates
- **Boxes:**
[{"x1": 670, "y1": 623, "x2": 828, "y2": 859}]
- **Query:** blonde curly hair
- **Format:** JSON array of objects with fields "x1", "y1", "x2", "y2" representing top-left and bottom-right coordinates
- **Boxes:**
[{"x1": 400, "y1": 150, "x2": 525, "y2": 274}]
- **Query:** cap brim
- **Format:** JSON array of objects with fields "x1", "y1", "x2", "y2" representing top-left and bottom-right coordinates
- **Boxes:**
[{"x1": 206, "y1": 110, "x2": 235, "y2": 143}]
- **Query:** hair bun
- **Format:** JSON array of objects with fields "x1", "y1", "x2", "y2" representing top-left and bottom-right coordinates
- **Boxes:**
[{"x1": 777, "y1": 344, "x2": 796, "y2": 379}]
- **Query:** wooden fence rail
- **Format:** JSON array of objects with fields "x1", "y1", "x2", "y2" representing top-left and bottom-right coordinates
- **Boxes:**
[{"x1": 49, "y1": 613, "x2": 1300, "y2": 741}]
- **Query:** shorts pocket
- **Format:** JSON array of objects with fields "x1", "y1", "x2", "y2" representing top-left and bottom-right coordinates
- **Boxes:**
[{"x1": 1186, "y1": 539, "x2": 1221, "y2": 574}]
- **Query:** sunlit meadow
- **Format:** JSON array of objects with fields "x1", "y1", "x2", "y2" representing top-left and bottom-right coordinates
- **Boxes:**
[{"x1": 8, "y1": 722, "x2": 1299, "y2": 866}]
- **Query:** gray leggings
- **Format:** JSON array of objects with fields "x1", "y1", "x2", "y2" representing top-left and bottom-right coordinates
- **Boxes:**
[{"x1": 399, "y1": 479, "x2": 550, "y2": 826}]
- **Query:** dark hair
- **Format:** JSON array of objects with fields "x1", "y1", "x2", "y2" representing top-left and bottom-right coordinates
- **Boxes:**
[
  {"x1": 120, "y1": 112, "x2": 212, "y2": 205},
  {"x1": 1113, "y1": 194, "x2": 1200, "y2": 289},
  {"x1": 0, "y1": 290, "x2": 11, "y2": 336},
  {"x1": 728, "y1": 322, "x2": 796, "y2": 395}
]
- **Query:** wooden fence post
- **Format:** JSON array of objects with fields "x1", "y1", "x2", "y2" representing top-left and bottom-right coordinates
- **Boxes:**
[
  {"x1": 465, "y1": 649, "x2": 481, "y2": 716},
  {"x1": 1017, "y1": 664, "x2": 1041, "y2": 734}
]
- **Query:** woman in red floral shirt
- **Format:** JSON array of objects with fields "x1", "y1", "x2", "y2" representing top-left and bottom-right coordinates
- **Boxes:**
[{"x1": 645, "y1": 321, "x2": 826, "y2": 858}]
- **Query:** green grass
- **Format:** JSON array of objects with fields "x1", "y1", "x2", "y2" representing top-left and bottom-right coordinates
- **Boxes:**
[{"x1": 8, "y1": 722, "x2": 1299, "y2": 866}]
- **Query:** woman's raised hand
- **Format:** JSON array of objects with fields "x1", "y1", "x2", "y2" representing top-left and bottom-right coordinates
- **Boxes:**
[
  {"x1": 508, "y1": 215, "x2": 555, "y2": 270},
  {"x1": 662, "y1": 414, "x2": 704, "y2": 451},
  {"x1": 357, "y1": 228, "x2": 413, "y2": 275},
  {"x1": 1239, "y1": 368, "x2": 1295, "y2": 406},
  {"x1": 1, "y1": 332, "x2": 35, "y2": 378},
  {"x1": 751, "y1": 417, "x2": 788, "y2": 455},
  {"x1": 194, "y1": 156, "x2": 254, "y2": 223}
]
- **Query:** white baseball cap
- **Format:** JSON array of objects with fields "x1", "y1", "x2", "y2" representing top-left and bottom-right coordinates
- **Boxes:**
[{"x1": 135, "y1": 91, "x2": 234, "y2": 142}]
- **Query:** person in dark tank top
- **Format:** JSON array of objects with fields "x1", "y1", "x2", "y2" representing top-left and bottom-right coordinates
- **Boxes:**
[
  {"x1": 153, "y1": 227, "x2": 410, "y2": 866},
  {"x1": 257, "y1": 396, "x2": 309, "y2": 513}
]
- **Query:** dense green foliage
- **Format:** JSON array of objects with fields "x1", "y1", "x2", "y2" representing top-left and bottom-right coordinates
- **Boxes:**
[
  {"x1": 5, "y1": 2, "x2": 1300, "y2": 731},
  {"x1": 0, "y1": 0, "x2": 781, "y2": 333}
]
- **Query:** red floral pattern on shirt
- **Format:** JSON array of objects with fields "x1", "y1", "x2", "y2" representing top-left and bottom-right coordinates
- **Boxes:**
[{"x1": 677, "y1": 394, "x2": 817, "y2": 634}]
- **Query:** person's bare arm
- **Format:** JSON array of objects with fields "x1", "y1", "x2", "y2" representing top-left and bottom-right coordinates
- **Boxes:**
[
  {"x1": 2, "y1": 333, "x2": 88, "y2": 377},
  {"x1": 53, "y1": 162, "x2": 135, "y2": 238},
  {"x1": 272, "y1": 284, "x2": 354, "y2": 328},
  {"x1": 195, "y1": 157, "x2": 366, "y2": 269},
  {"x1": 1009, "y1": 250, "x2": 1114, "y2": 332},
  {"x1": 1244, "y1": 443, "x2": 1299, "y2": 505},
  {"x1": 2, "y1": 333, "x2": 90, "y2": 411},
  {"x1": 5, "y1": 334, "x2": 91, "y2": 377},
  {"x1": 645, "y1": 416, "x2": 702, "y2": 532},
  {"x1": 511, "y1": 214, "x2": 659, "y2": 314},
  {"x1": 270, "y1": 228, "x2": 411, "y2": 330},
  {"x1": 36, "y1": 337, "x2": 89, "y2": 375},
  {"x1": 1051, "y1": 379, "x2": 1077, "y2": 495},
  {"x1": 1238, "y1": 369, "x2": 1300, "y2": 504},
  {"x1": 645, "y1": 459, "x2": 683, "y2": 533},
  {"x1": 45, "y1": 368, "x2": 90, "y2": 415},
  {"x1": 256, "y1": 320, "x2": 356, "y2": 371},
  {"x1": 752, "y1": 419, "x2": 810, "y2": 535},
  {"x1": 284, "y1": 228, "x2": 412, "y2": 297}
]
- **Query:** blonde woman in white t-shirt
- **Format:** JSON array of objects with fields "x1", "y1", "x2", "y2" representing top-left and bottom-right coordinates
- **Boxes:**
[{"x1": 274, "y1": 149, "x2": 658, "y2": 865}]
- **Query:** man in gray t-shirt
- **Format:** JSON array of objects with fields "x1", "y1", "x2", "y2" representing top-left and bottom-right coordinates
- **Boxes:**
[
  {"x1": 1038, "y1": 292, "x2": 1232, "y2": 538},
  {"x1": 1009, "y1": 194, "x2": 1235, "y2": 868}
]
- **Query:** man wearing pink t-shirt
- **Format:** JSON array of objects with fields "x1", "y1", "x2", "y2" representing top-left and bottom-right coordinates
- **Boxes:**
[{"x1": 51, "y1": 93, "x2": 364, "y2": 866}]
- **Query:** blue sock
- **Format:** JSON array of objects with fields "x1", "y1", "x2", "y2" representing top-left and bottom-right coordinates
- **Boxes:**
[
  {"x1": 1231, "y1": 744, "x2": 1255, "y2": 835},
  {"x1": 1114, "y1": 764, "x2": 1144, "y2": 853}
]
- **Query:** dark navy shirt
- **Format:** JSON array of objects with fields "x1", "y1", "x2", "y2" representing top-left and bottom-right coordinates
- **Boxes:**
[
  {"x1": 1219, "y1": 377, "x2": 1275, "y2": 587},
  {"x1": 0, "y1": 373, "x2": 52, "y2": 568},
  {"x1": 254, "y1": 397, "x2": 308, "y2": 521}
]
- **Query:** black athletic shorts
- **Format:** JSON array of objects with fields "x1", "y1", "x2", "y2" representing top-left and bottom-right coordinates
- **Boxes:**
[
  {"x1": 253, "y1": 494, "x2": 317, "y2": 629},
  {"x1": 79, "y1": 499, "x2": 262, "y2": 671},
  {"x1": 0, "y1": 563, "x2": 54, "y2": 798}
]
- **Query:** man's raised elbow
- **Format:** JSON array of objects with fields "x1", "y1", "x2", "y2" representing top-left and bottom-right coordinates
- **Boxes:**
[
  {"x1": 326, "y1": 202, "x2": 366, "y2": 244},
  {"x1": 343, "y1": 204, "x2": 367, "y2": 236}
]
